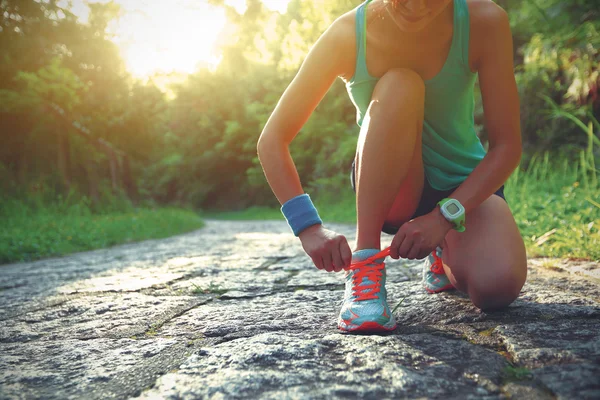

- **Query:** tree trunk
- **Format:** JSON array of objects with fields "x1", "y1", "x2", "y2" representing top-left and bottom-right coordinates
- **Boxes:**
[
  {"x1": 17, "y1": 149, "x2": 28, "y2": 186},
  {"x1": 86, "y1": 160, "x2": 99, "y2": 204},
  {"x1": 46, "y1": 103, "x2": 137, "y2": 198},
  {"x1": 57, "y1": 130, "x2": 71, "y2": 192},
  {"x1": 108, "y1": 155, "x2": 119, "y2": 193},
  {"x1": 121, "y1": 155, "x2": 137, "y2": 203}
]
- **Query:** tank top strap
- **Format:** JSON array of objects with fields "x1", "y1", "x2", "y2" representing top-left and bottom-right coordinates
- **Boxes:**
[
  {"x1": 353, "y1": 0, "x2": 373, "y2": 82},
  {"x1": 452, "y1": 0, "x2": 473, "y2": 73}
]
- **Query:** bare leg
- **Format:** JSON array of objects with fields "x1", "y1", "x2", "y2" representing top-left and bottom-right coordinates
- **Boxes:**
[
  {"x1": 355, "y1": 68, "x2": 425, "y2": 251},
  {"x1": 442, "y1": 195, "x2": 527, "y2": 310}
]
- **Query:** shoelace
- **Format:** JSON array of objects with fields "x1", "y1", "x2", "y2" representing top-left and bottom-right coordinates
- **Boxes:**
[
  {"x1": 348, "y1": 247, "x2": 391, "y2": 301},
  {"x1": 429, "y1": 249, "x2": 445, "y2": 274}
]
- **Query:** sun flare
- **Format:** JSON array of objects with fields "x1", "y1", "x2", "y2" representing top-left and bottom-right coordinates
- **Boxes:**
[{"x1": 64, "y1": 0, "x2": 290, "y2": 78}]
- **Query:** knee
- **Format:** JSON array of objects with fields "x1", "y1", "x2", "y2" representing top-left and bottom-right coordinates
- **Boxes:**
[
  {"x1": 375, "y1": 68, "x2": 425, "y2": 102},
  {"x1": 468, "y1": 264, "x2": 527, "y2": 311},
  {"x1": 367, "y1": 69, "x2": 425, "y2": 126}
]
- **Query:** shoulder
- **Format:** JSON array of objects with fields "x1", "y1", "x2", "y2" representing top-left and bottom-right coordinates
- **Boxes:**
[
  {"x1": 467, "y1": 0, "x2": 509, "y2": 25},
  {"x1": 324, "y1": 9, "x2": 356, "y2": 48},
  {"x1": 467, "y1": 0, "x2": 512, "y2": 70},
  {"x1": 468, "y1": 0, "x2": 510, "y2": 36},
  {"x1": 316, "y1": 9, "x2": 359, "y2": 80}
]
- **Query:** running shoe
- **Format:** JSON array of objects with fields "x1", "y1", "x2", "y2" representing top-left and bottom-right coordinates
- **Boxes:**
[
  {"x1": 338, "y1": 248, "x2": 397, "y2": 332},
  {"x1": 422, "y1": 247, "x2": 454, "y2": 293}
]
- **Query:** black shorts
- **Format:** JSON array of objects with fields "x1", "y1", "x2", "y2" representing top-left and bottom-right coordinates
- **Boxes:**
[{"x1": 350, "y1": 160, "x2": 506, "y2": 235}]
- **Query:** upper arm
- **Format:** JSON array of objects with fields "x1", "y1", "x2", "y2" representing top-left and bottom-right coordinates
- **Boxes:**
[
  {"x1": 258, "y1": 15, "x2": 354, "y2": 147},
  {"x1": 472, "y1": 2, "x2": 521, "y2": 158}
]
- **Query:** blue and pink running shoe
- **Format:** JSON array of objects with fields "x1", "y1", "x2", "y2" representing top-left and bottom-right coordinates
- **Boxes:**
[
  {"x1": 422, "y1": 247, "x2": 454, "y2": 293},
  {"x1": 338, "y1": 248, "x2": 397, "y2": 333}
]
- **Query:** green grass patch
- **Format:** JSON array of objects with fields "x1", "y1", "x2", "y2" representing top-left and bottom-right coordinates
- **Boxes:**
[
  {"x1": 539, "y1": 260, "x2": 563, "y2": 272},
  {"x1": 316, "y1": 194, "x2": 357, "y2": 224},
  {"x1": 202, "y1": 197, "x2": 357, "y2": 224},
  {"x1": 0, "y1": 197, "x2": 204, "y2": 264},
  {"x1": 507, "y1": 153, "x2": 599, "y2": 260},
  {"x1": 190, "y1": 282, "x2": 228, "y2": 295},
  {"x1": 502, "y1": 366, "x2": 533, "y2": 382},
  {"x1": 479, "y1": 327, "x2": 496, "y2": 337}
]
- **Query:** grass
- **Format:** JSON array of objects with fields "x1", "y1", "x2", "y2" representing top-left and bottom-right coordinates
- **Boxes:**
[
  {"x1": 479, "y1": 327, "x2": 496, "y2": 337},
  {"x1": 202, "y1": 196, "x2": 357, "y2": 223},
  {"x1": 539, "y1": 260, "x2": 563, "y2": 272},
  {"x1": 507, "y1": 153, "x2": 599, "y2": 260},
  {"x1": 190, "y1": 282, "x2": 228, "y2": 295},
  {"x1": 0, "y1": 194, "x2": 204, "y2": 264},
  {"x1": 392, "y1": 293, "x2": 410, "y2": 314},
  {"x1": 502, "y1": 366, "x2": 533, "y2": 382},
  {"x1": 204, "y1": 153, "x2": 600, "y2": 261}
]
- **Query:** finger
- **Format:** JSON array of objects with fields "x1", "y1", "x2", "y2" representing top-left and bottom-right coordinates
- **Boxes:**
[
  {"x1": 390, "y1": 229, "x2": 406, "y2": 259},
  {"x1": 312, "y1": 255, "x2": 324, "y2": 270},
  {"x1": 331, "y1": 241, "x2": 344, "y2": 273},
  {"x1": 407, "y1": 241, "x2": 421, "y2": 260},
  {"x1": 418, "y1": 250, "x2": 431, "y2": 260},
  {"x1": 321, "y1": 252, "x2": 334, "y2": 272},
  {"x1": 398, "y1": 235, "x2": 413, "y2": 259},
  {"x1": 340, "y1": 238, "x2": 353, "y2": 270}
]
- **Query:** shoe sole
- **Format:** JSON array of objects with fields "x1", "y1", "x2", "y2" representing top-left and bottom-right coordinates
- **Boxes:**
[
  {"x1": 425, "y1": 283, "x2": 455, "y2": 294},
  {"x1": 338, "y1": 320, "x2": 397, "y2": 333}
]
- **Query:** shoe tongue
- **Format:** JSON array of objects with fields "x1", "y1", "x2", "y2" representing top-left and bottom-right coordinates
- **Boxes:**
[
  {"x1": 351, "y1": 249, "x2": 381, "y2": 263},
  {"x1": 349, "y1": 249, "x2": 384, "y2": 288}
]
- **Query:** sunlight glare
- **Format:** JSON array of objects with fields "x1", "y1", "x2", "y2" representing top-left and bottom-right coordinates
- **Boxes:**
[
  {"x1": 226, "y1": 0, "x2": 290, "y2": 14},
  {"x1": 63, "y1": 0, "x2": 290, "y2": 78},
  {"x1": 110, "y1": 1, "x2": 227, "y2": 77}
]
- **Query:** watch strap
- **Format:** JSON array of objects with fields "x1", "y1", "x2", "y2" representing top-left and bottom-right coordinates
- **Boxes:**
[{"x1": 438, "y1": 198, "x2": 466, "y2": 232}]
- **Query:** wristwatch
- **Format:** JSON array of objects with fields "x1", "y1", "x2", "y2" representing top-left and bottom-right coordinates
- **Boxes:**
[{"x1": 437, "y1": 198, "x2": 466, "y2": 232}]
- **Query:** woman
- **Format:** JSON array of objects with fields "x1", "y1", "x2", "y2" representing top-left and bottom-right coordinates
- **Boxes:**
[{"x1": 257, "y1": 0, "x2": 527, "y2": 333}]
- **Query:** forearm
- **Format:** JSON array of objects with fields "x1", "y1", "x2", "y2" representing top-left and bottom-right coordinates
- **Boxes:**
[
  {"x1": 257, "y1": 136, "x2": 305, "y2": 205},
  {"x1": 451, "y1": 144, "x2": 521, "y2": 213}
]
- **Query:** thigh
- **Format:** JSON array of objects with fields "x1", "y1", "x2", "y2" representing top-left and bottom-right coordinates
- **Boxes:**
[{"x1": 442, "y1": 195, "x2": 527, "y2": 299}]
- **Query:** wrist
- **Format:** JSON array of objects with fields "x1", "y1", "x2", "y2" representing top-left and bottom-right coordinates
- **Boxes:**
[
  {"x1": 298, "y1": 223, "x2": 322, "y2": 239},
  {"x1": 281, "y1": 193, "x2": 323, "y2": 236},
  {"x1": 433, "y1": 206, "x2": 454, "y2": 232},
  {"x1": 436, "y1": 198, "x2": 466, "y2": 232}
]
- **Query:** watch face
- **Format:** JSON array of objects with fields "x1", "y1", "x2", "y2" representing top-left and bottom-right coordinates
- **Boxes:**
[{"x1": 446, "y1": 203, "x2": 460, "y2": 215}]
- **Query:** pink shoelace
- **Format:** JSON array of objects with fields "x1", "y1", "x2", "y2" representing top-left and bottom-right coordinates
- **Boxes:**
[
  {"x1": 429, "y1": 250, "x2": 445, "y2": 274},
  {"x1": 348, "y1": 247, "x2": 391, "y2": 301}
]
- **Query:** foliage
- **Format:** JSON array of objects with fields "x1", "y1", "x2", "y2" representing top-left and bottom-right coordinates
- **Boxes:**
[
  {"x1": 0, "y1": 0, "x2": 598, "y2": 261},
  {"x1": 507, "y1": 155, "x2": 599, "y2": 261},
  {"x1": 0, "y1": 193, "x2": 203, "y2": 263},
  {"x1": 147, "y1": 0, "x2": 598, "y2": 208},
  {"x1": 498, "y1": 0, "x2": 600, "y2": 156},
  {"x1": 515, "y1": 23, "x2": 599, "y2": 153},
  {"x1": 0, "y1": 0, "x2": 165, "y2": 200}
]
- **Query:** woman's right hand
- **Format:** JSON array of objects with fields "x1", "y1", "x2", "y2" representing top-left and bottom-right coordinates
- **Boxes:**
[{"x1": 298, "y1": 225, "x2": 352, "y2": 272}]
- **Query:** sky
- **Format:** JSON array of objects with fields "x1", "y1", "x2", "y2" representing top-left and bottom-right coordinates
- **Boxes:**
[{"x1": 61, "y1": 0, "x2": 290, "y2": 78}]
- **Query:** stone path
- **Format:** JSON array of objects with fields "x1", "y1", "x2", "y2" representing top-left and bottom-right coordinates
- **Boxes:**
[{"x1": 1, "y1": 220, "x2": 599, "y2": 399}]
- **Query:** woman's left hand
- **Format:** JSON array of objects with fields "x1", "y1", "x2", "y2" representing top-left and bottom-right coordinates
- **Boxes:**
[{"x1": 390, "y1": 209, "x2": 453, "y2": 260}]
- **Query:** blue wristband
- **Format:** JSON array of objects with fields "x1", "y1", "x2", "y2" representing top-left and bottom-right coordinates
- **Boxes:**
[{"x1": 281, "y1": 194, "x2": 323, "y2": 236}]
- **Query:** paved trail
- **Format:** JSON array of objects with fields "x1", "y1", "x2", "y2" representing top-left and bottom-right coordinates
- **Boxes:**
[{"x1": 1, "y1": 220, "x2": 599, "y2": 399}]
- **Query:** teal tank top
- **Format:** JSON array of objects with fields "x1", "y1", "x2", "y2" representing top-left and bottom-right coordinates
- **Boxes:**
[{"x1": 346, "y1": 0, "x2": 486, "y2": 191}]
